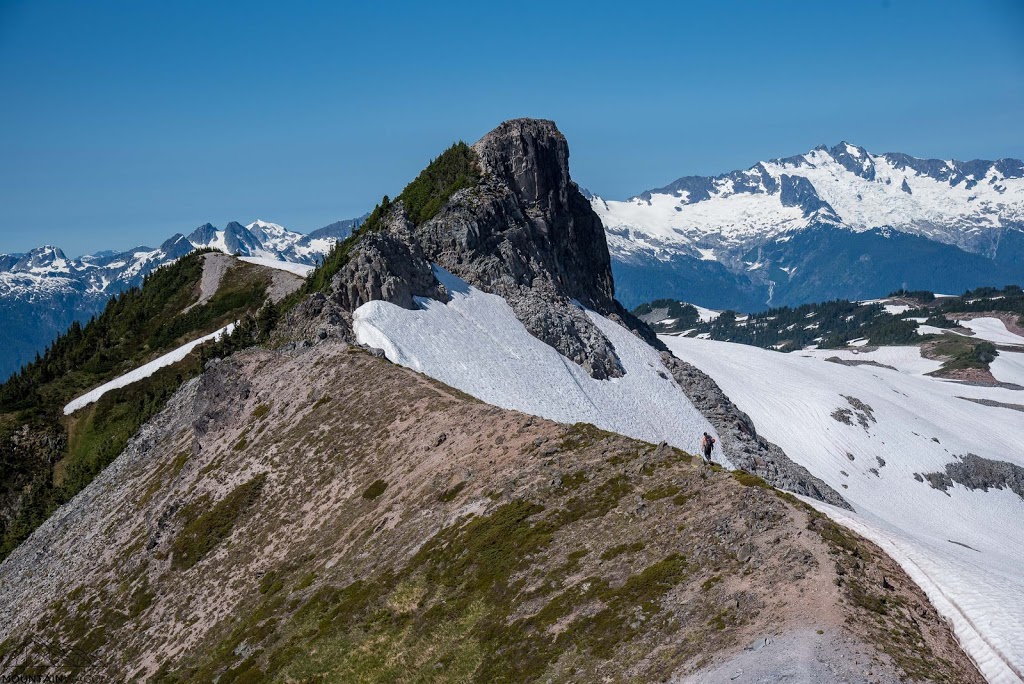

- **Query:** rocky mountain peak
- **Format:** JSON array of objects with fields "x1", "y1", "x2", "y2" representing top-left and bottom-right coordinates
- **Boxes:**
[
  {"x1": 472, "y1": 118, "x2": 570, "y2": 211},
  {"x1": 461, "y1": 118, "x2": 616, "y2": 311},
  {"x1": 13, "y1": 245, "x2": 73, "y2": 274},
  {"x1": 187, "y1": 223, "x2": 218, "y2": 245},
  {"x1": 317, "y1": 118, "x2": 636, "y2": 379}
]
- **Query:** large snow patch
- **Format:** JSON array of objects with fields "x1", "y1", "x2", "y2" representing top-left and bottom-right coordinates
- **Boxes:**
[
  {"x1": 63, "y1": 324, "x2": 235, "y2": 415},
  {"x1": 353, "y1": 267, "x2": 725, "y2": 463},
  {"x1": 663, "y1": 336, "x2": 1024, "y2": 683},
  {"x1": 960, "y1": 318, "x2": 1024, "y2": 346},
  {"x1": 238, "y1": 256, "x2": 314, "y2": 277}
]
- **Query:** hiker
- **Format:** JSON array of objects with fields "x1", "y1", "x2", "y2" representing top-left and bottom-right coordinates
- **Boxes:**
[{"x1": 701, "y1": 432, "x2": 716, "y2": 464}]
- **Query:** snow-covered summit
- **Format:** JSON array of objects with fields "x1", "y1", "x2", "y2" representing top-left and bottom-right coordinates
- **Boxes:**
[
  {"x1": 11, "y1": 245, "x2": 78, "y2": 275},
  {"x1": 593, "y1": 143, "x2": 1024, "y2": 260},
  {"x1": 596, "y1": 144, "x2": 1024, "y2": 311}
]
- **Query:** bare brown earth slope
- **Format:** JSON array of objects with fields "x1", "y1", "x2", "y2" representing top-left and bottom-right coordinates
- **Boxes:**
[{"x1": 0, "y1": 340, "x2": 981, "y2": 683}]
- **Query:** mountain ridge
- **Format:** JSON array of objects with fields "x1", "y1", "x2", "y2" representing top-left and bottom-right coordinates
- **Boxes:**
[
  {"x1": 0, "y1": 216, "x2": 363, "y2": 379},
  {"x1": 0, "y1": 118, "x2": 997, "y2": 682},
  {"x1": 593, "y1": 142, "x2": 1024, "y2": 310}
]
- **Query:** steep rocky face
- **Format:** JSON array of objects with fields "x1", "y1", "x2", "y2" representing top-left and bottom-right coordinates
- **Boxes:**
[
  {"x1": 463, "y1": 118, "x2": 616, "y2": 310},
  {"x1": 325, "y1": 119, "x2": 633, "y2": 379},
  {"x1": 330, "y1": 210, "x2": 448, "y2": 312},
  {"x1": 0, "y1": 342, "x2": 982, "y2": 683}
]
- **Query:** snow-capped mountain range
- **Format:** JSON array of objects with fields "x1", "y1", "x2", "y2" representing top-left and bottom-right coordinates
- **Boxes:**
[
  {"x1": 592, "y1": 143, "x2": 1024, "y2": 310},
  {"x1": 0, "y1": 218, "x2": 362, "y2": 379}
]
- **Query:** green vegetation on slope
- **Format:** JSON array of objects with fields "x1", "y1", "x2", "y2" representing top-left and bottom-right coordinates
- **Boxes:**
[
  {"x1": 639, "y1": 285, "x2": 1023, "y2": 357},
  {"x1": 926, "y1": 336, "x2": 999, "y2": 372},
  {"x1": 299, "y1": 141, "x2": 480, "y2": 297},
  {"x1": 154, "y1": 484, "x2": 695, "y2": 684},
  {"x1": 0, "y1": 253, "x2": 273, "y2": 561},
  {"x1": 172, "y1": 475, "x2": 268, "y2": 571}
]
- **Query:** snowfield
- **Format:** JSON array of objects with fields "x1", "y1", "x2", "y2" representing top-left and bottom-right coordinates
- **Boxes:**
[
  {"x1": 692, "y1": 304, "x2": 721, "y2": 323},
  {"x1": 799, "y1": 345, "x2": 944, "y2": 377},
  {"x1": 959, "y1": 318, "x2": 1024, "y2": 346},
  {"x1": 353, "y1": 267, "x2": 726, "y2": 464},
  {"x1": 63, "y1": 324, "x2": 235, "y2": 415},
  {"x1": 238, "y1": 256, "x2": 314, "y2": 277},
  {"x1": 991, "y1": 351, "x2": 1024, "y2": 387},
  {"x1": 662, "y1": 336, "x2": 1024, "y2": 683}
]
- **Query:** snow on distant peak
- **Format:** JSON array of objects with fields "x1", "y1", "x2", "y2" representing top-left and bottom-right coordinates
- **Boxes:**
[
  {"x1": 592, "y1": 143, "x2": 1024, "y2": 262},
  {"x1": 13, "y1": 245, "x2": 76, "y2": 275},
  {"x1": 248, "y1": 219, "x2": 286, "y2": 231}
]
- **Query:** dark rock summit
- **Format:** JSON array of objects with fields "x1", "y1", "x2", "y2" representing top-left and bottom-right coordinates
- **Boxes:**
[
  {"x1": 327, "y1": 118, "x2": 630, "y2": 379},
  {"x1": 466, "y1": 118, "x2": 616, "y2": 310}
]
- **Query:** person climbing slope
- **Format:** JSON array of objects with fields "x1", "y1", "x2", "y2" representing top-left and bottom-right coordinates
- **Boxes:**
[{"x1": 700, "y1": 432, "x2": 716, "y2": 464}]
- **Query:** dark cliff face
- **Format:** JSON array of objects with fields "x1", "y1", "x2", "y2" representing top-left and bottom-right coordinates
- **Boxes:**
[
  {"x1": 409, "y1": 118, "x2": 617, "y2": 313},
  {"x1": 329, "y1": 118, "x2": 632, "y2": 379},
  {"x1": 465, "y1": 118, "x2": 616, "y2": 311}
]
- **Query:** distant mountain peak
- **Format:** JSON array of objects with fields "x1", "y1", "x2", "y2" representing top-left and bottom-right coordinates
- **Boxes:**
[
  {"x1": 590, "y1": 142, "x2": 1024, "y2": 311},
  {"x1": 0, "y1": 214, "x2": 362, "y2": 378},
  {"x1": 12, "y1": 245, "x2": 74, "y2": 275}
]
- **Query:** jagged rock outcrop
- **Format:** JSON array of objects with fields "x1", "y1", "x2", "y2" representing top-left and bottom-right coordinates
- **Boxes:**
[
  {"x1": 331, "y1": 209, "x2": 448, "y2": 312},
  {"x1": 331, "y1": 118, "x2": 628, "y2": 379},
  {"x1": 923, "y1": 453, "x2": 1024, "y2": 500},
  {"x1": 660, "y1": 352, "x2": 851, "y2": 509},
  {"x1": 278, "y1": 292, "x2": 354, "y2": 345},
  {"x1": 460, "y1": 118, "x2": 616, "y2": 310}
]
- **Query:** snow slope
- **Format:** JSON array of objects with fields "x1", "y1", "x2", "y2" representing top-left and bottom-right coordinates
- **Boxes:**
[
  {"x1": 662, "y1": 336, "x2": 1024, "y2": 683},
  {"x1": 63, "y1": 324, "x2": 235, "y2": 415},
  {"x1": 991, "y1": 352, "x2": 1024, "y2": 387},
  {"x1": 960, "y1": 318, "x2": 1024, "y2": 346},
  {"x1": 353, "y1": 267, "x2": 725, "y2": 463},
  {"x1": 693, "y1": 304, "x2": 721, "y2": 323},
  {"x1": 800, "y1": 346, "x2": 944, "y2": 377},
  {"x1": 238, "y1": 256, "x2": 314, "y2": 277}
]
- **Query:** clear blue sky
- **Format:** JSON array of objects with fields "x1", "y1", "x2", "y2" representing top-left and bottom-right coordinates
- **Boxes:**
[{"x1": 1, "y1": 0, "x2": 1022, "y2": 256}]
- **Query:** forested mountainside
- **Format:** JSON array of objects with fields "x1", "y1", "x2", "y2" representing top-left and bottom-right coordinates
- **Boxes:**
[
  {"x1": 0, "y1": 252, "x2": 296, "y2": 561},
  {"x1": 0, "y1": 216, "x2": 365, "y2": 379}
]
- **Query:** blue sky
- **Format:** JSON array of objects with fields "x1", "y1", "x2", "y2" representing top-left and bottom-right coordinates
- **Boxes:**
[{"x1": 1, "y1": 0, "x2": 1022, "y2": 256}]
